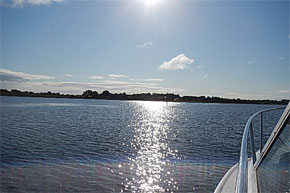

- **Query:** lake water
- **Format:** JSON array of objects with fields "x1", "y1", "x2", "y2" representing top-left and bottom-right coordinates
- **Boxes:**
[{"x1": 0, "y1": 96, "x2": 284, "y2": 193}]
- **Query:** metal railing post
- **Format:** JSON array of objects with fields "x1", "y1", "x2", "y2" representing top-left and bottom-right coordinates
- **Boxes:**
[
  {"x1": 249, "y1": 123, "x2": 256, "y2": 164},
  {"x1": 260, "y1": 112, "x2": 263, "y2": 151},
  {"x1": 235, "y1": 106, "x2": 285, "y2": 193}
]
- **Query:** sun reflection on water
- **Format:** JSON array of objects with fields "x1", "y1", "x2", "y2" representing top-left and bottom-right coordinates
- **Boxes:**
[
  {"x1": 122, "y1": 101, "x2": 179, "y2": 192},
  {"x1": 138, "y1": 101, "x2": 167, "y2": 112}
]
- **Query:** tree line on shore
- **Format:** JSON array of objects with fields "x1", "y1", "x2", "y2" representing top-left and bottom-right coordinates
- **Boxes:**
[{"x1": 0, "y1": 89, "x2": 288, "y2": 105}]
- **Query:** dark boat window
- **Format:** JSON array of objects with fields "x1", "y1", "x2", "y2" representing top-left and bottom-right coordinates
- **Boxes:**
[{"x1": 257, "y1": 116, "x2": 290, "y2": 193}]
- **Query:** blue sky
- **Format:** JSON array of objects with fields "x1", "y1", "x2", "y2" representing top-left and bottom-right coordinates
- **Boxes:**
[{"x1": 0, "y1": 0, "x2": 289, "y2": 99}]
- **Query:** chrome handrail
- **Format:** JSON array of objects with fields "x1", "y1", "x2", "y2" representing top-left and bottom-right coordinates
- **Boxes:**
[{"x1": 235, "y1": 106, "x2": 285, "y2": 193}]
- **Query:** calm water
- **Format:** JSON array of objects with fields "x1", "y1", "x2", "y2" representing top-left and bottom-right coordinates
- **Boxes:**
[{"x1": 0, "y1": 96, "x2": 284, "y2": 193}]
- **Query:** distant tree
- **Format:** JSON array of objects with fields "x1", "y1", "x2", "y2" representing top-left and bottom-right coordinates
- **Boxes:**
[
  {"x1": 0, "y1": 88, "x2": 286, "y2": 105},
  {"x1": 82, "y1": 90, "x2": 93, "y2": 97},
  {"x1": 101, "y1": 90, "x2": 111, "y2": 96},
  {"x1": 11, "y1": 89, "x2": 20, "y2": 93},
  {"x1": 92, "y1": 91, "x2": 99, "y2": 98}
]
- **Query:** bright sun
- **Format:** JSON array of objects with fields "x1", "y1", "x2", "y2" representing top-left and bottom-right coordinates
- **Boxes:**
[{"x1": 144, "y1": 0, "x2": 162, "y2": 7}]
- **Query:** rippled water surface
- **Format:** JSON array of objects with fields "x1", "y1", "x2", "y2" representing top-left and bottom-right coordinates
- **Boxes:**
[{"x1": 0, "y1": 96, "x2": 284, "y2": 192}]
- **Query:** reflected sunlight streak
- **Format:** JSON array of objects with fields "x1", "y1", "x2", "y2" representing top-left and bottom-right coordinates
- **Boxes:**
[
  {"x1": 123, "y1": 101, "x2": 179, "y2": 192},
  {"x1": 138, "y1": 101, "x2": 167, "y2": 112}
]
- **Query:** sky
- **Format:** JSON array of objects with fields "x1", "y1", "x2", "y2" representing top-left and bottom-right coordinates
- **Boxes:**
[{"x1": 0, "y1": 0, "x2": 289, "y2": 100}]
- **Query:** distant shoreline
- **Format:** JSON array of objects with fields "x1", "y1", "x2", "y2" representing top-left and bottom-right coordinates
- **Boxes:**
[{"x1": 0, "y1": 89, "x2": 288, "y2": 105}]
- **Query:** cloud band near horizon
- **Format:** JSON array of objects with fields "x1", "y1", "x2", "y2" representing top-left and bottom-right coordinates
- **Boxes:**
[
  {"x1": 0, "y1": 0, "x2": 65, "y2": 7},
  {"x1": 0, "y1": 68, "x2": 182, "y2": 95}
]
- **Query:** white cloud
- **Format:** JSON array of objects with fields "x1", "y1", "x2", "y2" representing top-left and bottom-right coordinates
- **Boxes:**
[
  {"x1": 0, "y1": 68, "x2": 55, "y2": 82},
  {"x1": 137, "y1": 41, "x2": 153, "y2": 49},
  {"x1": 89, "y1": 75, "x2": 104, "y2": 80},
  {"x1": 1, "y1": 0, "x2": 65, "y2": 6},
  {"x1": 65, "y1": 74, "x2": 72, "y2": 77},
  {"x1": 108, "y1": 74, "x2": 128, "y2": 78},
  {"x1": 203, "y1": 74, "x2": 208, "y2": 79},
  {"x1": 159, "y1": 54, "x2": 194, "y2": 70}
]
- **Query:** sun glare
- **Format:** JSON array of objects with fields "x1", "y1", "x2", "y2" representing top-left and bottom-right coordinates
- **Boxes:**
[{"x1": 143, "y1": 0, "x2": 162, "y2": 7}]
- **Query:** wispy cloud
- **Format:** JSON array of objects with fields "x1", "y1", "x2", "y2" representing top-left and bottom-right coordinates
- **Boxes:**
[
  {"x1": 130, "y1": 78, "x2": 163, "y2": 82},
  {"x1": 108, "y1": 74, "x2": 128, "y2": 78},
  {"x1": 277, "y1": 90, "x2": 288, "y2": 93},
  {"x1": 1, "y1": 79, "x2": 183, "y2": 95},
  {"x1": 197, "y1": 64, "x2": 203, "y2": 69},
  {"x1": 276, "y1": 56, "x2": 284, "y2": 61},
  {"x1": 247, "y1": 60, "x2": 254, "y2": 64},
  {"x1": 89, "y1": 75, "x2": 104, "y2": 80},
  {"x1": 65, "y1": 74, "x2": 72, "y2": 77},
  {"x1": 0, "y1": 68, "x2": 55, "y2": 82},
  {"x1": 223, "y1": 91, "x2": 285, "y2": 100},
  {"x1": 143, "y1": 79, "x2": 163, "y2": 82},
  {"x1": 137, "y1": 41, "x2": 153, "y2": 49},
  {"x1": 159, "y1": 54, "x2": 194, "y2": 70},
  {"x1": 203, "y1": 74, "x2": 208, "y2": 79},
  {"x1": 224, "y1": 92, "x2": 246, "y2": 99},
  {"x1": 1, "y1": 0, "x2": 66, "y2": 7},
  {"x1": 0, "y1": 69, "x2": 180, "y2": 95}
]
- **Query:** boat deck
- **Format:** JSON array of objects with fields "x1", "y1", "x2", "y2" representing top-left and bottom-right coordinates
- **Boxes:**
[{"x1": 214, "y1": 163, "x2": 238, "y2": 193}]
